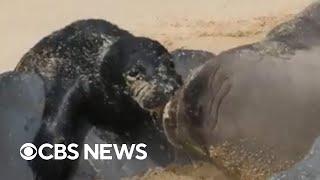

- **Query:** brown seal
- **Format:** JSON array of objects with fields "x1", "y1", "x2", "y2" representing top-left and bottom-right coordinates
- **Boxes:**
[{"x1": 164, "y1": 2, "x2": 320, "y2": 178}]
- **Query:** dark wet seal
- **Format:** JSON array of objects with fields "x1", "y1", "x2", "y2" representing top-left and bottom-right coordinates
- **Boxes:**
[
  {"x1": 0, "y1": 71, "x2": 45, "y2": 180},
  {"x1": 73, "y1": 127, "x2": 163, "y2": 180},
  {"x1": 163, "y1": 1, "x2": 320, "y2": 179},
  {"x1": 13, "y1": 19, "x2": 181, "y2": 180},
  {"x1": 171, "y1": 49, "x2": 215, "y2": 81}
]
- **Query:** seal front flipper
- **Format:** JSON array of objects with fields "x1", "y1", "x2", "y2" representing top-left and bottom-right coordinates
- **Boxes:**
[
  {"x1": 30, "y1": 75, "x2": 93, "y2": 180},
  {"x1": 0, "y1": 71, "x2": 45, "y2": 180}
]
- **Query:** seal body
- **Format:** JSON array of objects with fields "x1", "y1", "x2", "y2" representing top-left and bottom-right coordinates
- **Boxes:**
[
  {"x1": 171, "y1": 49, "x2": 215, "y2": 81},
  {"x1": 14, "y1": 19, "x2": 181, "y2": 180},
  {"x1": 0, "y1": 71, "x2": 45, "y2": 180},
  {"x1": 15, "y1": 19, "x2": 133, "y2": 119},
  {"x1": 164, "y1": 2, "x2": 320, "y2": 178}
]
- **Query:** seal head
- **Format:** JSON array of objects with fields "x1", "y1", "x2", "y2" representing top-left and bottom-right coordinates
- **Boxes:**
[{"x1": 102, "y1": 36, "x2": 182, "y2": 110}]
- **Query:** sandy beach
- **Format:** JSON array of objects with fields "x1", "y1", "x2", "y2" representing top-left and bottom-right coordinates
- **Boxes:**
[{"x1": 0, "y1": 0, "x2": 314, "y2": 72}]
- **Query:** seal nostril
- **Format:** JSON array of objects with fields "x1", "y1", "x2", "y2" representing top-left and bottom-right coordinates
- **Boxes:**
[{"x1": 177, "y1": 76, "x2": 183, "y2": 86}]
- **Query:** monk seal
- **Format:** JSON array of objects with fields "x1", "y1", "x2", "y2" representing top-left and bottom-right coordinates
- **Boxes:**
[
  {"x1": 171, "y1": 49, "x2": 215, "y2": 81},
  {"x1": 14, "y1": 19, "x2": 181, "y2": 180},
  {"x1": 0, "y1": 71, "x2": 173, "y2": 180},
  {"x1": 0, "y1": 71, "x2": 45, "y2": 180},
  {"x1": 163, "y1": 2, "x2": 320, "y2": 178},
  {"x1": 266, "y1": 1, "x2": 320, "y2": 49}
]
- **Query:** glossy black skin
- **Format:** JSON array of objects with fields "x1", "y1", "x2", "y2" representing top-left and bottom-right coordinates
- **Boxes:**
[{"x1": 15, "y1": 19, "x2": 181, "y2": 180}]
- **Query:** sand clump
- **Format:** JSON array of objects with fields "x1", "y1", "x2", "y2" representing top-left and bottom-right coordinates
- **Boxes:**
[
  {"x1": 208, "y1": 141, "x2": 295, "y2": 180},
  {"x1": 135, "y1": 140, "x2": 296, "y2": 180},
  {"x1": 128, "y1": 162, "x2": 230, "y2": 180}
]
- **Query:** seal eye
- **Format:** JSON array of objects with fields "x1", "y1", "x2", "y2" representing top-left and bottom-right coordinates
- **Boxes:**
[
  {"x1": 128, "y1": 65, "x2": 146, "y2": 78},
  {"x1": 128, "y1": 69, "x2": 139, "y2": 77}
]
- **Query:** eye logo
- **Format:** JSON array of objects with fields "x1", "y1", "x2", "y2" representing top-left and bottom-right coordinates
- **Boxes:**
[
  {"x1": 20, "y1": 143, "x2": 37, "y2": 160},
  {"x1": 19, "y1": 143, "x2": 147, "y2": 161}
]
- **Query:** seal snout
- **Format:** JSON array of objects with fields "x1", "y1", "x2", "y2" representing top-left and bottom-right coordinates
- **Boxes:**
[
  {"x1": 135, "y1": 82, "x2": 179, "y2": 110},
  {"x1": 131, "y1": 71, "x2": 181, "y2": 110}
]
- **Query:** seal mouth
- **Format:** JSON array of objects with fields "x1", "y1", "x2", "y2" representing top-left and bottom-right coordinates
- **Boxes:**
[
  {"x1": 163, "y1": 99, "x2": 210, "y2": 159},
  {"x1": 135, "y1": 85, "x2": 172, "y2": 110},
  {"x1": 130, "y1": 79, "x2": 179, "y2": 110}
]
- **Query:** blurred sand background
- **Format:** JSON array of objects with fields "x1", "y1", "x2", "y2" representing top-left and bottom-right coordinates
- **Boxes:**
[
  {"x1": 0, "y1": 0, "x2": 315, "y2": 73},
  {"x1": 0, "y1": 0, "x2": 316, "y2": 179}
]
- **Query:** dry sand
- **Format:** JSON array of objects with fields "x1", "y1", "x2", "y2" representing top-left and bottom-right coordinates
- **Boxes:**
[
  {"x1": 0, "y1": 0, "x2": 315, "y2": 179},
  {"x1": 0, "y1": 0, "x2": 314, "y2": 73}
]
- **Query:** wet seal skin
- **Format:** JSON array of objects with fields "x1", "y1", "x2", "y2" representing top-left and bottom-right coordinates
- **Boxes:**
[
  {"x1": 14, "y1": 19, "x2": 181, "y2": 180},
  {"x1": 0, "y1": 71, "x2": 45, "y2": 180},
  {"x1": 170, "y1": 49, "x2": 215, "y2": 81},
  {"x1": 163, "y1": 1, "x2": 320, "y2": 179}
]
